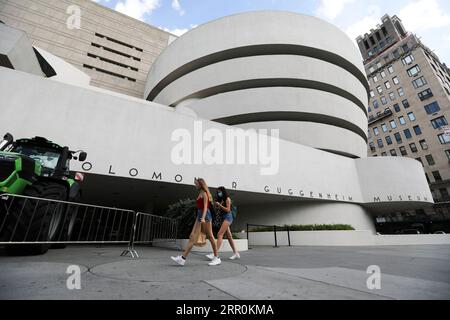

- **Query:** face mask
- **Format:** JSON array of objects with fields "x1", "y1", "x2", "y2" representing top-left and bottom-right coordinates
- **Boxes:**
[{"x1": 218, "y1": 192, "x2": 223, "y2": 197}]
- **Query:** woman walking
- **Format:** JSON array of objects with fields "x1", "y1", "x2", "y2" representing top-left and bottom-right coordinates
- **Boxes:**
[
  {"x1": 207, "y1": 186, "x2": 240, "y2": 261},
  {"x1": 171, "y1": 178, "x2": 221, "y2": 266}
]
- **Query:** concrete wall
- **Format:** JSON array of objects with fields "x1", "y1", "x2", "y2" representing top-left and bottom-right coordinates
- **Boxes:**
[
  {"x1": 0, "y1": 0, "x2": 172, "y2": 97},
  {"x1": 245, "y1": 230, "x2": 450, "y2": 246}
]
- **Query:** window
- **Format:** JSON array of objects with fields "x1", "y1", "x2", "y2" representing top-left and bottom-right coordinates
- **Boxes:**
[
  {"x1": 440, "y1": 189, "x2": 450, "y2": 201},
  {"x1": 381, "y1": 70, "x2": 386, "y2": 78},
  {"x1": 420, "y1": 139, "x2": 428, "y2": 150},
  {"x1": 370, "y1": 90, "x2": 375, "y2": 98},
  {"x1": 373, "y1": 127, "x2": 380, "y2": 136},
  {"x1": 384, "y1": 81, "x2": 391, "y2": 89},
  {"x1": 438, "y1": 133, "x2": 450, "y2": 144},
  {"x1": 373, "y1": 100, "x2": 379, "y2": 109},
  {"x1": 408, "y1": 112, "x2": 416, "y2": 121},
  {"x1": 402, "y1": 99, "x2": 410, "y2": 108},
  {"x1": 381, "y1": 152, "x2": 387, "y2": 156},
  {"x1": 368, "y1": 106, "x2": 372, "y2": 113},
  {"x1": 431, "y1": 116, "x2": 448, "y2": 129},
  {"x1": 445, "y1": 149, "x2": 450, "y2": 160},
  {"x1": 390, "y1": 120, "x2": 397, "y2": 129},
  {"x1": 394, "y1": 104, "x2": 401, "y2": 112},
  {"x1": 414, "y1": 125, "x2": 422, "y2": 136},
  {"x1": 381, "y1": 123, "x2": 388, "y2": 132},
  {"x1": 399, "y1": 116, "x2": 406, "y2": 125},
  {"x1": 404, "y1": 129, "x2": 412, "y2": 139},
  {"x1": 386, "y1": 136, "x2": 393, "y2": 145},
  {"x1": 418, "y1": 88, "x2": 433, "y2": 101},
  {"x1": 432, "y1": 171, "x2": 442, "y2": 181},
  {"x1": 393, "y1": 76, "x2": 400, "y2": 85},
  {"x1": 389, "y1": 92, "x2": 396, "y2": 101},
  {"x1": 426, "y1": 154, "x2": 435, "y2": 165},
  {"x1": 377, "y1": 139, "x2": 384, "y2": 148},
  {"x1": 424, "y1": 101, "x2": 440, "y2": 114},
  {"x1": 377, "y1": 86, "x2": 383, "y2": 94},
  {"x1": 373, "y1": 75, "x2": 379, "y2": 83},
  {"x1": 388, "y1": 65, "x2": 394, "y2": 74},
  {"x1": 407, "y1": 65, "x2": 421, "y2": 77},
  {"x1": 399, "y1": 146, "x2": 407, "y2": 156},
  {"x1": 402, "y1": 44, "x2": 410, "y2": 53},
  {"x1": 369, "y1": 142, "x2": 376, "y2": 152},
  {"x1": 402, "y1": 54, "x2": 415, "y2": 65},
  {"x1": 412, "y1": 76, "x2": 427, "y2": 89},
  {"x1": 381, "y1": 96, "x2": 388, "y2": 105},
  {"x1": 410, "y1": 143, "x2": 418, "y2": 153},
  {"x1": 390, "y1": 149, "x2": 397, "y2": 156},
  {"x1": 394, "y1": 132, "x2": 402, "y2": 143},
  {"x1": 397, "y1": 87, "x2": 405, "y2": 96}
]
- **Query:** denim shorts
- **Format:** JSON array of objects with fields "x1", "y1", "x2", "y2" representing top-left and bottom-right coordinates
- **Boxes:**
[
  {"x1": 197, "y1": 209, "x2": 212, "y2": 222},
  {"x1": 222, "y1": 213, "x2": 234, "y2": 224}
]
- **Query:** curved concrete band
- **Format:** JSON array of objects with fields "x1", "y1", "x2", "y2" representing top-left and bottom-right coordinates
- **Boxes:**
[{"x1": 145, "y1": 11, "x2": 368, "y2": 100}]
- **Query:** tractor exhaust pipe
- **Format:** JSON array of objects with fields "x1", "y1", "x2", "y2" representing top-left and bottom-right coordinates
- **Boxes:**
[{"x1": 0, "y1": 133, "x2": 14, "y2": 151}]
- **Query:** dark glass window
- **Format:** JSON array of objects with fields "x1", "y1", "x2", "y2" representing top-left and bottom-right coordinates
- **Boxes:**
[
  {"x1": 404, "y1": 129, "x2": 412, "y2": 139},
  {"x1": 432, "y1": 171, "x2": 442, "y2": 181},
  {"x1": 402, "y1": 99, "x2": 410, "y2": 108},
  {"x1": 431, "y1": 116, "x2": 448, "y2": 129},
  {"x1": 386, "y1": 136, "x2": 393, "y2": 145},
  {"x1": 426, "y1": 154, "x2": 435, "y2": 165},
  {"x1": 413, "y1": 125, "x2": 422, "y2": 135},
  {"x1": 418, "y1": 88, "x2": 433, "y2": 101},
  {"x1": 424, "y1": 101, "x2": 441, "y2": 114},
  {"x1": 394, "y1": 132, "x2": 402, "y2": 143}
]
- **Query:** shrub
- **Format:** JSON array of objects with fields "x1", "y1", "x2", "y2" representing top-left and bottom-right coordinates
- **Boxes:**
[
  {"x1": 163, "y1": 199, "x2": 197, "y2": 239},
  {"x1": 249, "y1": 224, "x2": 355, "y2": 232}
]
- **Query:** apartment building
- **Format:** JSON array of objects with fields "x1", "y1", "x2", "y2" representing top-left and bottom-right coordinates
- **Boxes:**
[
  {"x1": 0, "y1": 0, "x2": 174, "y2": 97},
  {"x1": 357, "y1": 14, "x2": 450, "y2": 226}
]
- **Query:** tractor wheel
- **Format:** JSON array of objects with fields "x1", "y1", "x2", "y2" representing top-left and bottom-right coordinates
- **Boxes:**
[
  {"x1": 51, "y1": 191, "x2": 80, "y2": 249},
  {"x1": 3, "y1": 182, "x2": 68, "y2": 255}
]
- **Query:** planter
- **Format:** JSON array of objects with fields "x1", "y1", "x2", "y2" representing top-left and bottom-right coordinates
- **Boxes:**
[{"x1": 154, "y1": 239, "x2": 248, "y2": 252}]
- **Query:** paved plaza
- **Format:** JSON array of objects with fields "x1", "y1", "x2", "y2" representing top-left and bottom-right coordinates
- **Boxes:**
[{"x1": 0, "y1": 244, "x2": 449, "y2": 300}]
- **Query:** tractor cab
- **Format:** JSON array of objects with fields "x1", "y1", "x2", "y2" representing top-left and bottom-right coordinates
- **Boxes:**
[{"x1": 0, "y1": 133, "x2": 87, "y2": 195}]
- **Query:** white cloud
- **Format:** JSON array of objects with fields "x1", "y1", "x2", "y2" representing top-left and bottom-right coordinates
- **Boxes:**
[
  {"x1": 399, "y1": 0, "x2": 450, "y2": 32},
  {"x1": 160, "y1": 24, "x2": 197, "y2": 37},
  {"x1": 346, "y1": 5, "x2": 381, "y2": 41},
  {"x1": 172, "y1": 0, "x2": 185, "y2": 16},
  {"x1": 316, "y1": 0, "x2": 356, "y2": 21},
  {"x1": 114, "y1": 0, "x2": 160, "y2": 21}
]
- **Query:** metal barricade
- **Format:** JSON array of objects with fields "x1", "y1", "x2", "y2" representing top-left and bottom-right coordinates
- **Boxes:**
[
  {"x1": 0, "y1": 194, "x2": 178, "y2": 258},
  {"x1": 0, "y1": 193, "x2": 135, "y2": 245},
  {"x1": 121, "y1": 212, "x2": 178, "y2": 258}
]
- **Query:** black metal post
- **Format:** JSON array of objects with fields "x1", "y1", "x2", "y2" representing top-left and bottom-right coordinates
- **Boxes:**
[
  {"x1": 287, "y1": 226, "x2": 291, "y2": 247},
  {"x1": 274, "y1": 225, "x2": 278, "y2": 248}
]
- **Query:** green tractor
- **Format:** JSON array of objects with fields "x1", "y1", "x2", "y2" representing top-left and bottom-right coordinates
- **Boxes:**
[{"x1": 0, "y1": 133, "x2": 87, "y2": 255}]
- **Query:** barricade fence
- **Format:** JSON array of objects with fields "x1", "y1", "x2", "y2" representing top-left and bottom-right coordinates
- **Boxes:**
[{"x1": 0, "y1": 194, "x2": 177, "y2": 257}]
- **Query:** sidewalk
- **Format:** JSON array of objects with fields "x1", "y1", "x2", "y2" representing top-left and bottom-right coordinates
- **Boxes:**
[{"x1": 0, "y1": 245, "x2": 449, "y2": 300}]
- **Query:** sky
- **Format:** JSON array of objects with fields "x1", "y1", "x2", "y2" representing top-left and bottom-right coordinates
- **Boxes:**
[{"x1": 91, "y1": 0, "x2": 450, "y2": 64}]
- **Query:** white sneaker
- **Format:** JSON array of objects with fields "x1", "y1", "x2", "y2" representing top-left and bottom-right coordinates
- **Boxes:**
[
  {"x1": 206, "y1": 253, "x2": 215, "y2": 261},
  {"x1": 229, "y1": 252, "x2": 241, "y2": 260},
  {"x1": 171, "y1": 255, "x2": 186, "y2": 266},
  {"x1": 208, "y1": 257, "x2": 221, "y2": 266}
]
